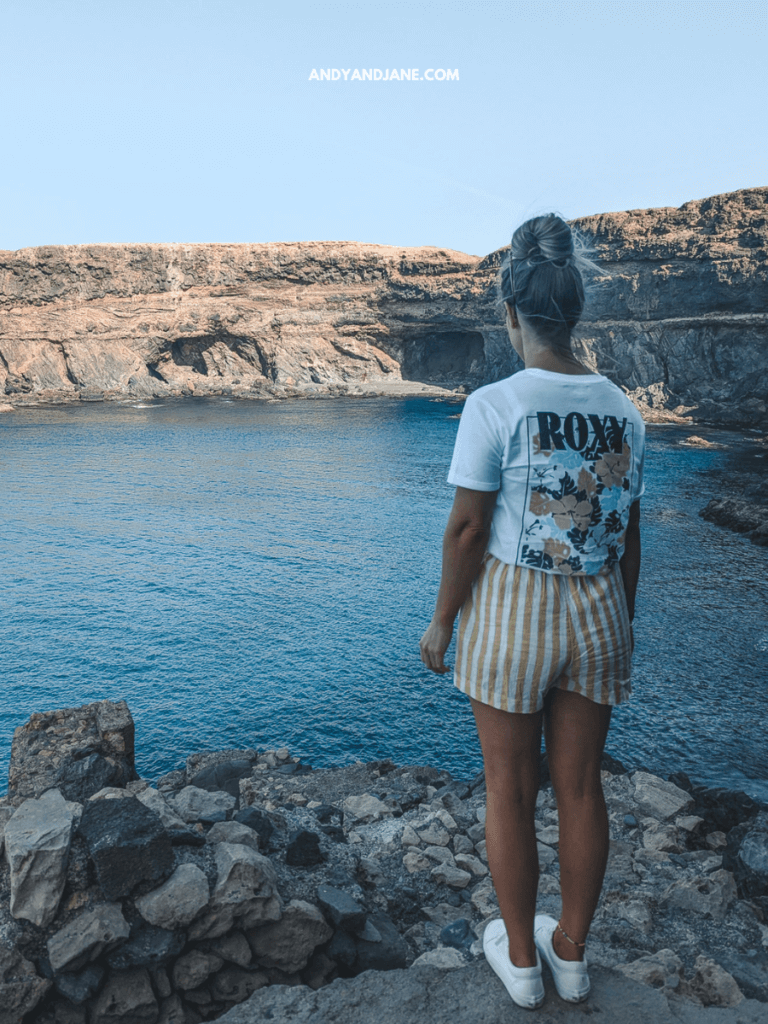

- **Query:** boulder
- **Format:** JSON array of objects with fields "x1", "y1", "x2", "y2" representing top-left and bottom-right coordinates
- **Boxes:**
[
  {"x1": 209, "y1": 965, "x2": 269, "y2": 1004},
  {"x1": 188, "y1": 842, "x2": 282, "y2": 940},
  {"x1": 285, "y1": 829, "x2": 325, "y2": 866},
  {"x1": 171, "y1": 950, "x2": 223, "y2": 991},
  {"x1": 315, "y1": 884, "x2": 367, "y2": 934},
  {"x1": 342, "y1": 794, "x2": 392, "y2": 825},
  {"x1": 135, "y1": 863, "x2": 210, "y2": 930},
  {"x1": 170, "y1": 786, "x2": 236, "y2": 824},
  {"x1": 0, "y1": 942, "x2": 51, "y2": 1024},
  {"x1": 7, "y1": 699, "x2": 137, "y2": 806},
  {"x1": 738, "y1": 830, "x2": 768, "y2": 893},
  {"x1": 615, "y1": 948, "x2": 684, "y2": 997},
  {"x1": 188, "y1": 760, "x2": 253, "y2": 800},
  {"x1": 661, "y1": 869, "x2": 738, "y2": 922},
  {"x1": 4, "y1": 788, "x2": 77, "y2": 927},
  {"x1": 631, "y1": 772, "x2": 694, "y2": 821},
  {"x1": 234, "y1": 807, "x2": 275, "y2": 848},
  {"x1": 53, "y1": 964, "x2": 104, "y2": 1005},
  {"x1": 688, "y1": 955, "x2": 744, "y2": 1007},
  {"x1": 78, "y1": 795, "x2": 173, "y2": 899},
  {"x1": 48, "y1": 903, "x2": 130, "y2": 972},
  {"x1": 89, "y1": 967, "x2": 158, "y2": 1024},
  {"x1": 134, "y1": 787, "x2": 203, "y2": 844},
  {"x1": 202, "y1": 930, "x2": 252, "y2": 968},
  {"x1": 247, "y1": 899, "x2": 333, "y2": 974},
  {"x1": 411, "y1": 947, "x2": 465, "y2": 969},
  {"x1": 206, "y1": 821, "x2": 260, "y2": 852},
  {"x1": 352, "y1": 911, "x2": 408, "y2": 972},
  {"x1": 105, "y1": 924, "x2": 186, "y2": 970}
]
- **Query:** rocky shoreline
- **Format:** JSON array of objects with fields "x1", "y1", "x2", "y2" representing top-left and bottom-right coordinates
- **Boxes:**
[
  {"x1": 697, "y1": 439, "x2": 768, "y2": 546},
  {"x1": 1, "y1": 699, "x2": 768, "y2": 1023}
]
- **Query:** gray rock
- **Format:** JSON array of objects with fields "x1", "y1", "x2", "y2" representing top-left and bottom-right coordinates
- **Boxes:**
[
  {"x1": 631, "y1": 772, "x2": 694, "y2": 821},
  {"x1": 209, "y1": 965, "x2": 269, "y2": 1004},
  {"x1": 188, "y1": 842, "x2": 282, "y2": 940},
  {"x1": 0, "y1": 942, "x2": 51, "y2": 1024},
  {"x1": 0, "y1": 807, "x2": 14, "y2": 858},
  {"x1": 157, "y1": 993, "x2": 185, "y2": 1024},
  {"x1": 206, "y1": 820, "x2": 260, "y2": 852},
  {"x1": 661, "y1": 869, "x2": 738, "y2": 922},
  {"x1": 7, "y1": 699, "x2": 137, "y2": 806},
  {"x1": 135, "y1": 863, "x2": 210, "y2": 930},
  {"x1": 247, "y1": 899, "x2": 332, "y2": 974},
  {"x1": 134, "y1": 787, "x2": 193, "y2": 835},
  {"x1": 48, "y1": 903, "x2": 130, "y2": 972},
  {"x1": 171, "y1": 950, "x2": 223, "y2": 990},
  {"x1": 342, "y1": 794, "x2": 392, "y2": 825},
  {"x1": 689, "y1": 955, "x2": 744, "y2": 1007},
  {"x1": 90, "y1": 966, "x2": 158, "y2": 1024},
  {"x1": 78, "y1": 794, "x2": 173, "y2": 899},
  {"x1": 315, "y1": 884, "x2": 366, "y2": 934},
  {"x1": 170, "y1": 786, "x2": 236, "y2": 823},
  {"x1": 738, "y1": 831, "x2": 768, "y2": 881},
  {"x1": 616, "y1": 948, "x2": 685, "y2": 997},
  {"x1": 4, "y1": 788, "x2": 77, "y2": 927},
  {"x1": 202, "y1": 930, "x2": 252, "y2": 967},
  {"x1": 429, "y1": 863, "x2": 473, "y2": 888}
]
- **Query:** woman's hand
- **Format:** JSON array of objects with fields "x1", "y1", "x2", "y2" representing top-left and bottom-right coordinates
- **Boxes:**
[{"x1": 420, "y1": 617, "x2": 454, "y2": 674}]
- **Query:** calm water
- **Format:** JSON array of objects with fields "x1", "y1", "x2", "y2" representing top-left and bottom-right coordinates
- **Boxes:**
[{"x1": 1, "y1": 397, "x2": 767, "y2": 802}]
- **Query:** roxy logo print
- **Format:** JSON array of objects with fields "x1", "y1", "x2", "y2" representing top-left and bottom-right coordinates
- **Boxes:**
[{"x1": 518, "y1": 410, "x2": 635, "y2": 576}]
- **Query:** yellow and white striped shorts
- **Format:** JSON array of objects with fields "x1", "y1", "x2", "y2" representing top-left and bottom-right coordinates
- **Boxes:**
[{"x1": 454, "y1": 552, "x2": 633, "y2": 713}]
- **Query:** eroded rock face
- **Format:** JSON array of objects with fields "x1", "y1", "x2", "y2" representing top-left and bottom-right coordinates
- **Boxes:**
[
  {"x1": 1, "y1": 187, "x2": 765, "y2": 426},
  {"x1": 4, "y1": 788, "x2": 78, "y2": 927},
  {"x1": 7, "y1": 699, "x2": 137, "y2": 806}
]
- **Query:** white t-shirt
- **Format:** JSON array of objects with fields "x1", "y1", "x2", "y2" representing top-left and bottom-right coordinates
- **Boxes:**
[{"x1": 447, "y1": 368, "x2": 646, "y2": 576}]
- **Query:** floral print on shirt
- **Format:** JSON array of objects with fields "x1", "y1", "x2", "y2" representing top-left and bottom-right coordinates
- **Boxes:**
[{"x1": 519, "y1": 412, "x2": 635, "y2": 576}]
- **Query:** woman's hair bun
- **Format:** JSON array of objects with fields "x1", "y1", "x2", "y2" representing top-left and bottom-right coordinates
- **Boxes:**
[{"x1": 496, "y1": 212, "x2": 603, "y2": 339}]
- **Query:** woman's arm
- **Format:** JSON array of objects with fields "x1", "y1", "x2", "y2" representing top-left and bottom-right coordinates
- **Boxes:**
[
  {"x1": 420, "y1": 486, "x2": 499, "y2": 674},
  {"x1": 620, "y1": 499, "x2": 641, "y2": 622}
]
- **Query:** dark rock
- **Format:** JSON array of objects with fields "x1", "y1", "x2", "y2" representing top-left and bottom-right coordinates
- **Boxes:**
[
  {"x1": 57, "y1": 753, "x2": 124, "y2": 803},
  {"x1": 692, "y1": 785, "x2": 761, "y2": 834},
  {"x1": 439, "y1": 780, "x2": 471, "y2": 801},
  {"x1": 468, "y1": 770, "x2": 486, "y2": 793},
  {"x1": 602, "y1": 753, "x2": 629, "y2": 775},
  {"x1": 54, "y1": 964, "x2": 104, "y2": 1005},
  {"x1": 700, "y1": 497, "x2": 768, "y2": 546},
  {"x1": 188, "y1": 760, "x2": 253, "y2": 800},
  {"x1": 105, "y1": 923, "x2": 186, "y2": 970},
  {"x1": 78, "y1": 796, "x2": 174, "y2": 900},
  {"x1": 315, "y1": 885, "x2": 367, "y2": 933},
  {"x1": 234, "y1": 807, "x2": 275, "y2": 848},
  {"x1": 326, "y1": 929, "x2": 357, "y2": 968},
  {"x1": 439, "y1": 917, "x2": 475, "y2": 951},
  {"x1": 667, "y1": 771, "x2": 694, "y2": 793},
  {"x1": 318, "y1": 824, "x2": 345, "y2": 843},
  {"x1": 352, "y1": 911, "x2": 408, "y2": 973},
  {"x1": 285, "y1": 830, "x2": 326, "y2": 867},
  {"x1": 89, "y1": 966, "x2": 158, "y2": 1024},
  {"x1": 624, "y1": 814, "x2": 639, "y2": 828},
  {"x1": 7, "y1": 699, "x2": 138, "y2": 807},
  {"x1": 312, "y1": 804, "x2": 341, "y2": 824},
  {"x1": 397, "y1": 790, "x2": 424, "y2": 813}
]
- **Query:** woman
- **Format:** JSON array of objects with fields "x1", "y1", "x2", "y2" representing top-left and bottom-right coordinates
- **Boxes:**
[{"x1": 419, "y1": 213, "x2": 644, "y2": 1009}]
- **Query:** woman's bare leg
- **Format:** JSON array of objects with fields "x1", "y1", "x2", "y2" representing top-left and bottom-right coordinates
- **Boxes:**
[
  {"x1": 543, "y1": 687, "x2": 612, "y2": 962},
  {"x1": 469, "y1": 695, "x2": 543, "y2": 968}
]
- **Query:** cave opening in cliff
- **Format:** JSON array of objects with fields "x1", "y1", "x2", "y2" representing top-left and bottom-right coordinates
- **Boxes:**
[{"x1": 400, "y1": 330, "x2": 485, "y2": 383}]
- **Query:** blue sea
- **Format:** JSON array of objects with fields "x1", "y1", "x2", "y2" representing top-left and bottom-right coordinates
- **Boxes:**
[{"x1": 1, "y1": 397, "x2": 767, "y2": 802}]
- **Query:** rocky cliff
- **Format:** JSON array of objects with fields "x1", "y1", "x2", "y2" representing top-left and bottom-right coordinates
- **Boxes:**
[
  {"x1": 0, "y1": 187, "x2": 766, "y2": 425},
  {"x1": 2, "y1": 701, "x2": 768, "y2": 1024}
]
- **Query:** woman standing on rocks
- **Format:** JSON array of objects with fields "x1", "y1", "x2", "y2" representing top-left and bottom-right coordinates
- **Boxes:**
[{"x1": 420, "y1": 213, "x2": 645, "y2": 1009}]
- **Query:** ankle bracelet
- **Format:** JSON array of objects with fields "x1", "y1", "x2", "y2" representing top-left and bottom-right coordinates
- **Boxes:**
[{"x1": 556, "y1": 920, "x2": 586, "y2": 948}]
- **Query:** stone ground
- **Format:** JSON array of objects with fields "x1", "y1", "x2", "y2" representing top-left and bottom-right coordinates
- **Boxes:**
[{"x1": 217, "y1": 961, "x2": 768, "y2": 1024}]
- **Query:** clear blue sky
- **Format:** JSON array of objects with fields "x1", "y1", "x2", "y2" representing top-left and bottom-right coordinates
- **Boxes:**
[{"x1": 1, "y1": 0, "x2": 765, "y2": 256}]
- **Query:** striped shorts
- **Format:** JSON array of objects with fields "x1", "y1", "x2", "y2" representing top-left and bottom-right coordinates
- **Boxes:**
[{"x1": 454, "y1": 552, "x2": 633, "y2": 713}]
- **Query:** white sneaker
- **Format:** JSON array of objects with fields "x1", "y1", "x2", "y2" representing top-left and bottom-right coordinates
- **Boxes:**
[
  {"x1": 482, "y1": 918, "x2": 545, "y2": 1010},
  {"x1": 533, "y1": 914, "x2": 590, "y2": 1003}
]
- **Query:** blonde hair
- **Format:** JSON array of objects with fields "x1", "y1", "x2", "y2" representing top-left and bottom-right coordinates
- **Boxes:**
[{"x1": 496, "y1": 213, "x2": 602, "y2": 342}]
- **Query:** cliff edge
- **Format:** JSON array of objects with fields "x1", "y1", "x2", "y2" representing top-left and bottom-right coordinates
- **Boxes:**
[{"x1": 0, "y1": 186, "x2": 766, "y2": 426}]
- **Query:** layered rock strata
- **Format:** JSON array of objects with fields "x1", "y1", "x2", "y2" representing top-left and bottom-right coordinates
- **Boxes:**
[
  {"x1": 1, "y1": 187, "x2": 765, "y2": 427},
  {"x1": 2, "y1": 700, "x2": 768, "y2": 1023}
]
